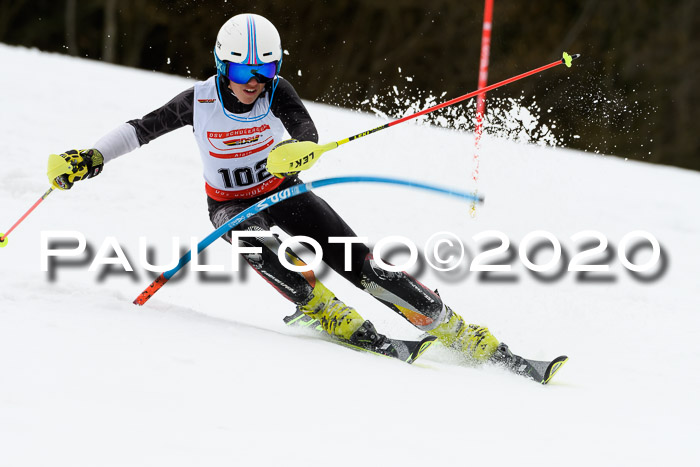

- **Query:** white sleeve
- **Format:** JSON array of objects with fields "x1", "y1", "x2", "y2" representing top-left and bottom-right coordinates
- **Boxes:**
[{"x1": 93, "y1": 123, "x2": 141, "y2": 163}]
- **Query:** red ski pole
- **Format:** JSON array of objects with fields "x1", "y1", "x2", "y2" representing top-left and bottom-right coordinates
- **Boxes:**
[
  {"x1": 385, "y1": 53, "x2": 578, "y2": 129},
  {"x1": 0, "y1": 187, "x2": 54, "y2": 248},
  {"x1": 267, "y1": 52, "x2": 580, "y2": 177}
]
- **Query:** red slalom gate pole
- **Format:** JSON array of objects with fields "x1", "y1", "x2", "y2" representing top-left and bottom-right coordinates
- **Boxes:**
[
  {"x1": 0, "y1": 187, "x2": 54, "y2": 248},
  {"x1": 474, "y1": 0, "x2": 494, "y2": 184},
  {"x1": 470, "y1": 0, "x2": 494, "y2": 216}
]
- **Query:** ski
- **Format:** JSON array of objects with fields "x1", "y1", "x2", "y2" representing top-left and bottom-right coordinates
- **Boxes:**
[
  {"x1": 283, "y1": 309, "x2": 436, "y2": 364},
  {"x1": 491, "y1": 343, "x2": 568, "y2": 385}
]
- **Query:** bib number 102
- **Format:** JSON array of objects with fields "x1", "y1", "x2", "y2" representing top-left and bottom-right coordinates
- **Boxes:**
[{"x1": 218, "y1": 160, "x2": 270, "y2": 188}]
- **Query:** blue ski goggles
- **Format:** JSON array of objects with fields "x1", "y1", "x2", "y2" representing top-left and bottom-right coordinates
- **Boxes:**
[{"x1": 217, "y1": 57, "x2": 279, "y2": 84}]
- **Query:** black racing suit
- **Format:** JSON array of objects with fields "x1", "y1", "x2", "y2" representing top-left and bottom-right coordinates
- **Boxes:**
[{"x1": 126, "y1": 75, "x2": 445, "y2": 331}]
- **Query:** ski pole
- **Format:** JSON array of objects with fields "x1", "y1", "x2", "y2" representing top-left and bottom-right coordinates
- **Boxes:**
[
  {"x1": 133, "y1": 175, "x2": 485, "y2": 306},
  {"x1": 0, "y1": 187, "x2": 54, "y2": 248},
  {"x1": 267, "y1": 52, "x2": 580, "y2": 176}
]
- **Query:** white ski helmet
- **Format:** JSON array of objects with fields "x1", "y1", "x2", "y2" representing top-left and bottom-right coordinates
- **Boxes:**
[
  {"x1": 215, "y1": 13, "x2": 282, "y2": 77},
  {"x1": 213, "y1": 14, "x2": 283, "y2": 122}
]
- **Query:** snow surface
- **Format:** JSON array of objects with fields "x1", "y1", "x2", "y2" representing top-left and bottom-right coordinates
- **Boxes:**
[{"x1": 1, "y1": 44, "x2": 699, "y2": 466}]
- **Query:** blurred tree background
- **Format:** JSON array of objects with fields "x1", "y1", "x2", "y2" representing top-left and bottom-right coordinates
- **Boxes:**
[{"x1": 1, "y1": 0, "x2": 697, "y2": 171}]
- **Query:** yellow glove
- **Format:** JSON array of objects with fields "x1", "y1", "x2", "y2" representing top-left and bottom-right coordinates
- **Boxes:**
[
  {"x1": 267, "y1": 139, "x2": 302, "y2": 178},
  {"x1": 267, "y1": 139, "x2": 339, "y2": 179},
  {"x1": 47, "y1": 149, "x2": 104, "y2": 190}
]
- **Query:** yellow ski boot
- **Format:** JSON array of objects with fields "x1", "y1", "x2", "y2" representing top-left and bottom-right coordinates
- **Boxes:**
[
  {"x1": 298, "y1": 281, "x2": 365, "y2": 340},
  {"x1": 428, "y1": 306, "x2": 499, "y2": 363}
]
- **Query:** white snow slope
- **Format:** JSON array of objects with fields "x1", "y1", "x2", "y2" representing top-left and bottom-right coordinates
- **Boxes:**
[{"x1": 1, "y1": 44, "x2": 699, "y2": 466}]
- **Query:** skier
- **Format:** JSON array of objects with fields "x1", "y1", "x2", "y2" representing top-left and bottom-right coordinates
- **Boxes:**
[{"x1": 47, "y1": 13, "x2": 501, "y2": 363}]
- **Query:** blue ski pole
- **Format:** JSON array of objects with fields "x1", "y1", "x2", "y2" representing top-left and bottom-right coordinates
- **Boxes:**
[{"x1": 134, "y1": 175, "x2": 484, "y2": 305}]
